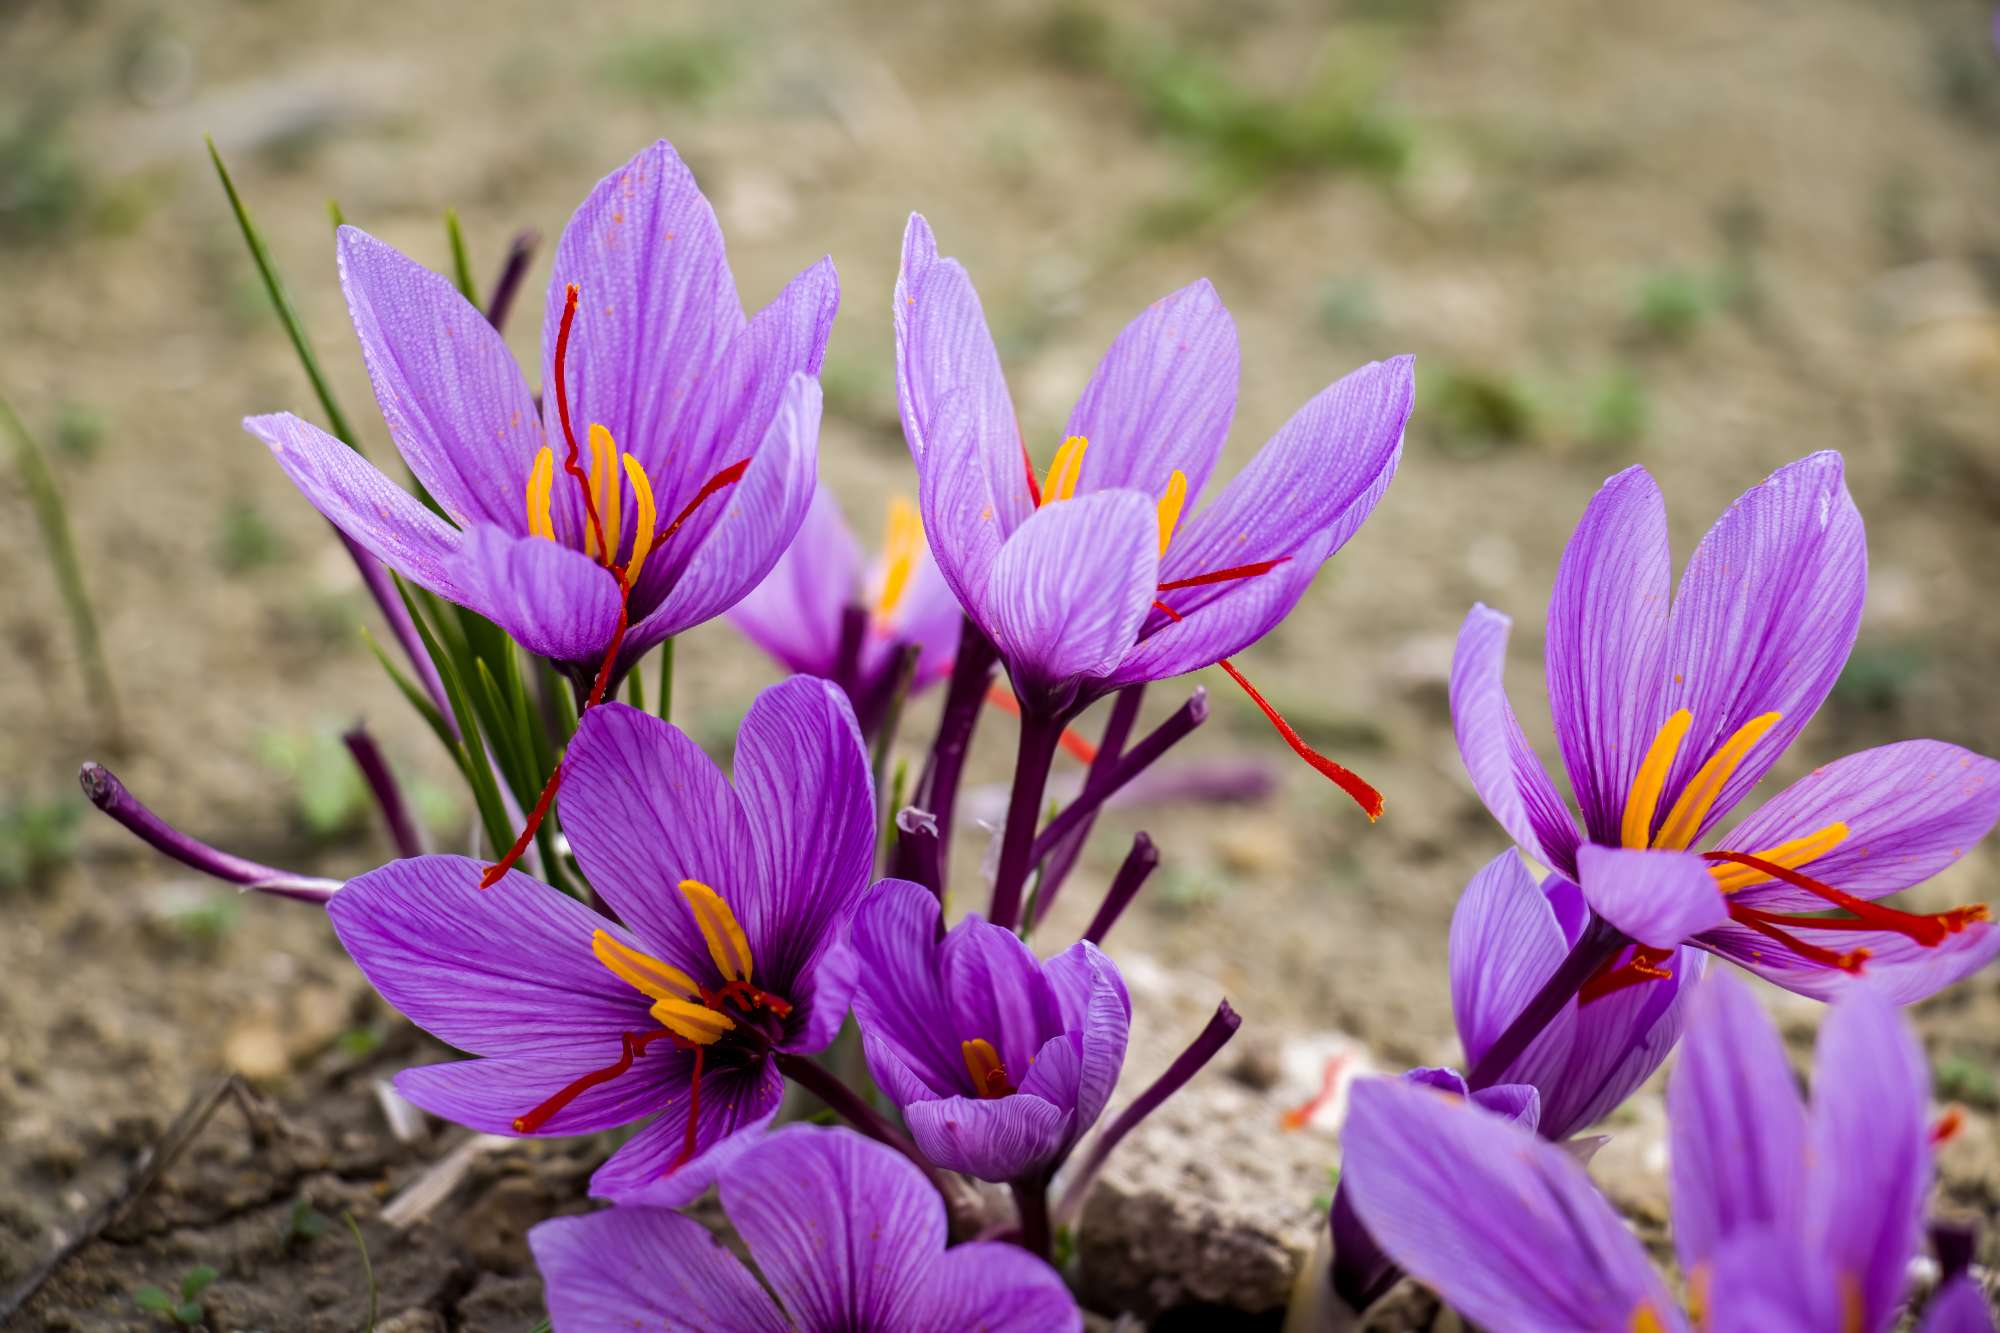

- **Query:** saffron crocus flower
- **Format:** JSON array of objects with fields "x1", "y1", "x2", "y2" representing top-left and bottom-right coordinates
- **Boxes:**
[
  {"x1": 327, "y1": 677, "x2": 874, "y2": 1204},
  {"x1": 1452, "y1": 453, "x2": 2000, "y2": 1002},
  {"x1": 529, "y1": 1125, "x2": 1080, "y2": 1332},
  {"x1": 848, "y1": 877, "x2": 1130, "y2": 1183},
  {"x1": 249, "y1": 140, "x2": 834, "y2": 685},
  {"x1": 1343, "y1": 975, "x2": 1974, "y2": 1333},
  {"x1": 730, "y1": 485, "x2": 961, "y2": 709},
  {"x1": 895, "y1": 214, "x2": 1412, "y2": 811}
]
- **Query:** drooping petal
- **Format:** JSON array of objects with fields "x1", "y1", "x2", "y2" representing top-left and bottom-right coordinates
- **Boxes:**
[
  {"x1": 1576, "y1": 845, "x2": 1728, "y2": 949},
  {"x1": 1806, "y1": 986, "x2": 1930, "y2": 1332},
  {"x1": 729, "y1": 485, "x2": 863, "y2": 678},
  {"x1": 1450, "y1": 605, "x2": 1582, "y2": 876},
  {"x1": 1699, "y1": 917, "x2": 2000, "y2": 1003},
  {"x1": 941, "y1": 917, "x2": 1066, "y2": 1077},
  {"x1": 395, "y1": 1044, "x2": 684, "y2": 1137},
  {"x1": 904, "y1": 1090, "x2": 1075, "y2": 1182},
  {"x1": 1544, "y1": 466, "x2": 1672, "y2": 846},
  {"x1": 721, "y1": 1125, "x2": 941, "y2": 1332},
  {"x1": 907, "y1": 1241, "x2": 1083, "y2": 1333},
  {"x1": 850, "y1": 880, "x2": 972, "y2": 1097},
  {"x1": 1666, "y1": 973, "x2": 1807, "y2": 1278},
  {"x1": 1715, "y1": 741, "x2": 2000, "y2": 906},
  {"x1": 456, "y1": 525, "x2": 623, "y2": 666},
  {"x1": 730, "y1": 676, "x2": 875, "y2": 990},
  {"x1": 559, "y1": 703, "x2": 753, "y2": 972},
  {"x1": 540, "y1": 140, "x2": 745, "y2": 489},
  {"x1": 980, "y1": 489, "x2": 1159, "y2": 700},
  {"x1": 1657, "y1": 453, "x2": 1865, "y2": 842},
  {"x1": 1062, "y1": 278, "x2": 1239, "y2": 505},
  {"x1": 1341, "y1": 1078, "x2": 1679, "y2": 1333},
  {"x1": 588, "y1": 1060, "x2": 782, "y2": 1206},
  {"x1": 1448, "y1": 851, "x2": 1579, "y2": 1094},
  {"x1": 1917, "y1": 1277, "x2": 2000, "y2": 1333},
  {"x1": 1040, "y1": 941, "x2": 1132, "y2": 1132},
  {"x1": 246, "y1": 412, "x2": 470, "y2": 603},
  {"x1": 529, "y1": 1206, "x2": 787, "y2": 1333},
  {"x1": 335, "y1": 226, "x2": 543, "y2": 532}
]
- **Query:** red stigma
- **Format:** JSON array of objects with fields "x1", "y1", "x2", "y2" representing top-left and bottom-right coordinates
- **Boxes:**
[
  {"x1": 1156, "y1": 557, "x2": 1291, "y2": 595},
  {"x1": 672, "y1": 1044, "x2": 705, "y2": 1172},
  {"x1": 1931, "y1": 1105, "x2": 1966, "y2": 1147},
  {"x1": 1578, "y1": 945, "x2": 1675, "y2": 1003},
  {"x1": 551, "y1": 284, "x2": 610, "y2": 563},
  {"x1": 1704, "y1": 850, "x2": 1985, "y2": 954},
  {"x1": 650, "y1": 458, "x2": 750, "y2": 551},
  {"x1": 512, "y1": 1028, "x2": 676, "y2": 1133},
  {"x1": 1280, "y1": 1052, "x2": 1350, "y2": 1130},
  {"x1": 1020, "y1": 438, "x2": 1042, "y2": 506}
]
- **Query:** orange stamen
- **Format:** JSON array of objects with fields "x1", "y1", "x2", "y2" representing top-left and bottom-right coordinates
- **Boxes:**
[
  {"x1": 984, "y1": 683, "x2": 1099, "y2": 763},
  {"x1": 1704, "y1": 851, "x2": 1984, "y2": 948},
  {"x1": 512, "y1": 1028, "x2": 676, "y2": 1133},
  {"x1": 961, "y1": 1038, "x2": 1017, "y2": 1099},
  {"x1": 1932, "y1": 1105, "x2": 1965, "y2": 1147},
  {"x1": 1578, "y1": 945, "x2": 1675, "y2": 1003},
  {"x1": 1156, "y1": 557, "x2": 1291, "y2": 594}
]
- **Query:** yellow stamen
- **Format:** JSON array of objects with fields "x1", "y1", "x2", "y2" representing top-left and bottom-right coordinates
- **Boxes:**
[
  {"x1": 650, "y1": 995, "x2": 734, "y2": 1045},
  {"x1": 623, "y1": 454, "x2": 657, "y2": 583},
  {"x1": 592, "y1": 930, "x2": 733, "y2": 1047},
  {"x1": 1630, "y1": 1303, "x2": 1667, "y2": 1333},
  {"x1": 524, "y1": 446, "x2": 555, "y2": 541},
  {"x1": 961, "y1": 1038, "x2": 1011, "y2": 1098},
  {"x1": 1156, "y1": 468, "x2": 1187, "y2": 556},
  {"x1": 1653, "y1": 712, "x2": 1782, "y2": 851},
  {"x1": 586, "y1": 423, "x2": 623, "y2": 563},
  {"x1": 1708, "y1": 821, "x2": 1850, "y2": 893},
  {"x1": 1040, "y1": 435, "x2": 1087, "y2": 505},
  {"x1": 680, "y1": 879, "x2": 754, "y2": 983},
  {"x1": 874, "y1": 495, "x2": 923, "y2": 619},
  {"x1": 1621, "y1": 709, "x2": 1692, "y2": 850}
]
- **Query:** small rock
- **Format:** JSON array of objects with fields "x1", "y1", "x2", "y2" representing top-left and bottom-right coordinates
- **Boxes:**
[
  {"x1": 224, "y1": 1022, "x2": 290, "y2": 1082},
  {"x1": 375, "y1": 1312, "x2": 445, "y2": 1333}
]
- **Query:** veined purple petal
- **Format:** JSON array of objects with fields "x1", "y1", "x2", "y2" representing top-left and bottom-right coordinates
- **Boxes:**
[
  {"x1": 456, "y1": 525, "x2": 623, "y2": 665},
  {"x1": 1700, "y1": 916, "x2": 2000, "y2": 1003},
  {"x1": 941, "y1": 916, "x2": 1066, "y2": 1077},
  {"x1": 1542, "y1": 941, "x2": 1704, "y2": 1141},
  {"x1": 1545, "y1": 466, "x2": 1671, "y2": 847},
  {"x1": 1342, "y1": 1078, "x2": 1678, "y2": 1333},
  {"x1": 1576, "y1": 845, "x2": 1728, "y2": 949},
  {"x1": 1656, "y1": 453, "x2": 1865, "y2": 843},
  {"x1": 1448, "y1": 852, "x2": 1579, "y2": 1095},
  {"x1": 588, "y1": 1060, "x2": 782, "y2": 1206},
  {"x1": 335, "y1": 226, "x2": 542, "y2": 533},
  {"x1": 729, "y1": 485, "x2": 862, "y2": 677},
  {"x1": 1666, "y1": 973, "x2": 1808, "y2": 1278},
  {"x1": 851, "y1": 880, "x2": 969, "y2": 1097},
  {"x1": 1917, "y1": 1277, "x2": 1999, "y2": 1333},
  {"x1": 909, "y1": 1241, "x2": 1082, "y2": 1333},
  {"x1": 1715, "y1": 741, "x2": 2000, "y2": 907},
  {"x1": 1699, "y1": 1226, "x2": 1846, "y2": 1333},
  {"x1": 559, "y1": 702, "x2": 753, "y2": 974},
  {"x1": 981, "y1": 489, "x2": 1159, "y2": 698},
  {"x1": 1105, "y1": 527, "x2": 1328, "y2": 686},
  {"x1": 904, "y1": 1089, "x2": 1074, "y2": 1182},
  {"x1": 913, "y1": 385, "x2": 1006, "y2": 624},
  {"x1": 1040, "y1": 941, "x2": 1132, "y2": 1132},
  {"x1": 1806, "y1": 986, "x2": 1929, "y2": 1332},
  {"x1": 246, "y1": 412, "x2": 469, "y2": 603},
  {"x1": 529, "y1": 1206, "x2": 786, "y2": 1333},
  {"x1": 395, "y1": 1045, "x2": 684, "y2": 1137},
  {"x1": 1063, "y1": 278, "x2": 1239, "y2": 505},
  {"x1": 1450, "y1": 605, "x2": 1582, "y2": 876}
]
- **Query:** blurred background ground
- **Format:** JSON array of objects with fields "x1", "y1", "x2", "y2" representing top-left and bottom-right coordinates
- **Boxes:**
[{"x1": 4, "y1": 0, "x2": 2000, "y2": 1326}]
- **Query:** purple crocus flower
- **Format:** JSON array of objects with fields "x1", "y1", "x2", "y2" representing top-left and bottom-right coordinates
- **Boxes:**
[
  {"x1": 848, "y1": 877, "x2": 1130, "y2": 1183},
  {"x1": 895, "y1": 214, "x2": 1411, "y2": 813},
  {"x1": 249, "y1": 140, "x2": 834, "y2": 686},
  {"x1": 1342, "y1": 974, "x2": 1974, "y2": 1333},
  {"x1": 327, "y1": 677, "x2": 874, "y2": 1204},
  {"x1": 1453, "y1": 453, "x2": 2000, "y2": 1002},
  {"x1": 730, "y1": 485, "x2": 962, "y2": 703},
  {"x1": 529, "y1": 1125, "x2": 1080, "y2": 1332}
]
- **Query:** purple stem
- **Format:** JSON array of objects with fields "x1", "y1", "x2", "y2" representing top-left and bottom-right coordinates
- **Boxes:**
[
  {"x1": 341, "y1": 724, "x2": 423, "y2": 858},
  {"x1": 78, "y1": 762, "x2": 340, "y2": 904},
  {"x1": 834, "y1": 602, "x2": 868, "y2": 698},
  {"x1": 1010, "y1": 1177, "x2": 1053, "y2": 1261},
  {"x1": 1053, "y1": 999, "x2": 1241, "y2": 1230},
  {"x1": 1082, "y1": 833, "x2": 1159, "y2": 946},
  {"x1": 1030, "y1": 685, "x2": 1144, "y2": 923},
  {"x1": 988, "y1": 706, "x2": 1064, "y2": 933},
  {"x1": 1027, "y1": 688, "x2": 1208, "y2": 865},
  {"x1": 890, "y1": 618, "x2": 996, "y2": 894},
  {"x1": 484, "y1": 228, "x2": 540, "y2": 333},
  {"x1": 1467, "y1": 914, "x2": 1627, "y2": 1090}
]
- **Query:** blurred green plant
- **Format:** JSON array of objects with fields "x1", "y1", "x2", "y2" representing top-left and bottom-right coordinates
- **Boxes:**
[
  {"x1": 1627, "y1": 267, "x2": 1719, "y2": 345},
  {"x1": 284, "y1": 1198, "x2": 331, "y2": 1246},
  {"x1": 132, "y1": 1265, "x2": 218, "y2": 1326},
  {"x1": 1421, "y1": 366, "x2": 1539, "y2": 457},
  {"x1": 1832, "y1": 641, "x2": 1928, "y2": 716},
  {"x1": 51, "y1": 400, "x2": 107, "y2": 461},
  {"x1": 1315, "y1": 276, "x2": 1382, "y2": 340},
  {"x1": 1934, "y1": 1054, "x2": 1999, "y2": 1110},
  {"x1": 1582, "y1": 369, "x2": 1652, "y2": 449},
  {"x1": 165, "y1": 896, "x2": 241, "y2": 949},
  {"x1": 0, "y1": 102, "x2": 88, "y2": 242},
  {"x1": 257, "y1": 728, "x2": 372, "y2": 841},
  {"x1": 0, "y1": 798, "x2": 82, "y2": 893},
  {"x1": 215, "y1": 500, "x2": 291, "y2": 574},
  {"x1": 604, "y1": 30, "x2": 739, "y2": 104}
]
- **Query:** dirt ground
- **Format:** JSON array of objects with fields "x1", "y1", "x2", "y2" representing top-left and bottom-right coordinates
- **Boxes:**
[{"x1": 5, "y1": 0, "x2": 2000, "y2": 1327}]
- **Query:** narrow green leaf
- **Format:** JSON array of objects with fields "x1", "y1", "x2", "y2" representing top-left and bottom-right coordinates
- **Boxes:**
[
  {"x1": 473, "y1": 658, "x2": 536, "y2": 802},
  {"x1": 396, "y1": 580, "x2": 512, "y2": 856},
  {"x1": 360, "y1": 628, "x2": 457, "y2": 755},
  {"x1": 445, "y1": 208, "x2": 479, "y2": 306},
  {"x1": 655, "y1": 637, "x2": 675, "y2": 722},
  {"x1": 327, "y1": 198, "x2": 345, "y2": 230},
  {"x1": 624, "y1": 668, "x2": 644, "y2": 710},
  {"x1": 344, "y1": 1212, "x2": 378, "y2": 1333}
]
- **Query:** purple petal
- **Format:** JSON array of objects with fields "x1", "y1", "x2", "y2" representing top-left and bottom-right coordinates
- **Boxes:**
[
  {"x1": 904, "y1": 1090, "x2": 1074, "y2": 1182},
  {"x1": 729, "y1": 485, "x2": 862, "y2": 677},
  {"x1": 456, "y1": 525, "x2": 623, "y2": 665},
  {"x1": 559, "y1": 702, "x2": 752, "y2": 972},
  {"x1": 1105, "y1": 527, "x2": 1327, "y2": 686},
  {"x1": 941, "y1": 917, "x2": 1066, "y2": 1077},
  {"x1": 335, "y1": 226, "x2": 542, "y2": 532},
  {"x1": 1448, "y1": 851, "x2": 1579, "y2": 1093},
  {"x1": 912, "y1": 386, "x2": 1006, "y2": 625},
  {"x1": 1040, "y1": 941, "x2": 1131, "y2": 1131},
  {"x1": 1666, "y1": 973, "x2": 1807, "y2": 1276},
  {"x1": 1918, "y1": 1277, "x2": 1999, "y2": 1333},
  {"x1": 878, "y1": 539, "x2": 966, "y2": 688},
  {"x1": 1545, "y1": 466, "x2": 1672, "y2": 846},
  {"x1": 729, "y1": 676, "x2": 875, "y2": 994},
  {"x1": 1806, "y1": 986, "x2": 1929, "y2": 1332},
  {"x1": 980, "y1": 489, "x2": 1159, "y2": 697},
  {"x1": 1716, "y1": 741, "x2": 2000, "y2": 906},
  {"x1": 1700, "y1": 916, "x2": 2000, "y2": 1003},
  {"x1": 394, "y1": 1045, "x2": 683, "y2": 1137},
  {"x1": 1542, "y1": 942, "x2": 1705, "y2": 1140},
  {"x1": 1699, "y1": 1226, "x2": 1846, "y2": 1333},
  {"x1": 908, "y1": 1241, "x2": 1082, "y2": 1333},
  {"x1": 1450, "y1": 605, "x2": 1582, "y2": 876},
  {"x1": 588, "y1": 1060, "x2": 782, "y2": 1206},
  {"x1": 851, "y1": 880, "x2": 975, "y2": 1098},
  {"x1": 1657, "y1": 453, "x2": 1866, "y2": 842},
  {"x1": 1576, "y1": 845, "x2": 1728, "y2": 949},
  {"x1": 529, "y1": 1206, "x2": 786, "y2": 1333},
  {"x1": 1062, "y1": 279, "x2": 1239, "y2": 505},
  {"x1": 1341, "y1": 1078, "x2": 1676, "y2": 1333},
  {"x1": 721, "y1": 1125, "x2": 941, "y2": 1331},
  {"x1": 246, "y1": 412, "x2": 469, "y2": 603}
]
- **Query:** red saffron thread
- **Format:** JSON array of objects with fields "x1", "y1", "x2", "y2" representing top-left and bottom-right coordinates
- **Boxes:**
[
  {"x1": 1703, "y1": 851, "x2": 1984, "y2": 948},
  {"x1": 513, "y1": 1028, "x2": 675, "y2": 1133},
  {"x1": 1156, "y1": 557, "x2": 1291, "y2": 594}
]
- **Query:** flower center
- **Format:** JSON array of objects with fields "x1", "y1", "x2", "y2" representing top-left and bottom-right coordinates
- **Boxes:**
[{"x1": 961, "y1": 1037, "x2": 1018, "y2": 1098}]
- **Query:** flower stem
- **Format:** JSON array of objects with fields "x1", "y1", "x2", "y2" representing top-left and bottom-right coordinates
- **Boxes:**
[
  {"x1": 1027, "y1": 688, "x2": 1209, "y2": 865},
  {"x1": 655, "y1": 637, "x2": 674, "y2": 723},
  {"x1": 484, "y1": 229, "x2": 539, "y2": 333},
  {"x1": 341, "y1": 725, "x2": 423, "y2": 858},
  {"x1": 1466, "y1": 914, "x2": 1628, "y2": 1090},
  {"x1": 869, "y1": 644, "x2": 923, "y2": 802},
  {"x1": 1028, "y1": 686, "x2": 1145, "y2": 928},
  {"x1": 1082, "y1": 833, "x2": 1159, "y2": 946},
  {"x1": 990, "y1": 708, "x2": 1064, "y2": 933},
  {"x1": 1011, "y1": 1177, "x2": 1053, "y2": 1260},
  {"x1": 79, "y1": 763, "x2": 341, "y2": 903},
  {"x1": 892, "y1": 618, "x2": 996, "y2": 894}
]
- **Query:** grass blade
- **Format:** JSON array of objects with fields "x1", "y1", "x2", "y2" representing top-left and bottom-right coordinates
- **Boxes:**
[{"x1": 445, "y1": 208, "x2": 479, "y2": 306}]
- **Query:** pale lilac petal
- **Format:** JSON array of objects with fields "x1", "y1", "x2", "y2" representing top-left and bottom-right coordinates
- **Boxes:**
[
  {"x1": 941, "y1": 917, "x2": 1065, "y2": 1077},
  {"x1": 335, "y1": 226, "x2": 542, "y2": 532},
  {"x1": 1342, "y1": 1078, "x2": 1677, "y2": 1333},
  {"x1": 559, "y1": 703, "x2": 752, "y2": 972},
  {"x1": 980, "y1": 489, "x2": 1159, "y2": 699},
  {"x1": 1063, "y1": 279, "x2": 1238, "y2": 504},
  {"x1": 1576, "y1": 845, "x2": 1728, "y2": 949},
  {"x1": 588, "y1": 1061, "x2": 782, "y2": 1205},
  {"x1": 1543, "y1": 943, "x2": 1705, "y2": 1140},
  {"x1": 1667, "y1": 973, "x2": 1807, "y2": 1276},
  {"x1": 1040, "y1": 941, "x2": 1131, "y2": 1131},
  {"x1": 913, "y1": 386, "x2": 1006, "y2": 623},
  {"x1": 540, "y1": 141, "x2": 744, "y2": 487},
  {"x1": 1105, "y1": 528, "x2": 1326, "y2": 686},
  {"x1": 1657, "y1": 453, "x2": 1865, "y2": 841},
  {"x1": 1450, "y1": 605, "x2": 1582, "y2": 876},
  {"x1": 729, "y1": 485, "x2": 862, "y2": 678},
  {"x1": 456, "y1": 525, "x2": 623, "y2": 665},
  {"x1": 1716, "y1": 741, "x2": 2000, "y2": 906},
  {"x1": 730, "y1": 676, "x2": 874, "y2": 991},
  {"x1": 529, "y1": 1206, "x2": 786, "y2": 1333},
  {"x1": 1700, "y1": 1226, "x2": 1845, "y2": 1333},
  {"x1": 1918, "y1": 1277, "x2": 1999, "y2": 1333},
  {"x1": 1545, "y1": 466, "x2": 1672, "y2": 846},
  {"x1": 722, "y1": 1125, "x2": 942, "y2": 1332},
  {"x1": 863, "y1": 1031, "x2": 951, "y2": 1111},
  {"x1": 1807, "y1": 986, "x2": 1929, "y2": 1331},
  {"x1": 327, "y1": 855, "x2": 646, "y2": 1061},
  {"x1": 904, "y1": 1091, "x2": 1074, "y2": 1182},
  {"x1": 880, "y1": 541, "x2": 966, "y2": 688},
  {"x1": 907, "y1": 1241, "x2": 1082, "y2": 1333},
  {"x1": 1701, "y1": 917, "x2": 2000, "y2": 1003},
  {"x1": 395, "y1": 1045, "x2": 682, "y2": 1137},
  {"x1": 851, "y1": 880, "x2": 974, "y2": 1096},
  {"x1": 246, "y1": 412, "x2": 469, "y2": 603},
  {"x1": 1448, "y1": 852, "x2": 1578, "y2": 1094}
]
